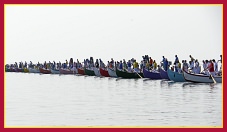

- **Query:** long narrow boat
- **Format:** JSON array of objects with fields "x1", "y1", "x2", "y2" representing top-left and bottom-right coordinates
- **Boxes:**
[
  {"x1": 167, "y1": 69, "x2": 186, "y2": 82},
  {"x1": 28, "y1": 68, "x2": 40, "y2": 73},
  {"x1": 116, "y1": 68, "x2": 143, "y2": 79},
  {"x1": 143, "y1": 68, "x2": 162, "y2": 79},
  {"x1": 183, "y1": 70, "x2": 222, "y2": 83},
  {"x1": 159, "y1": 68, "x2": 170, "y2": 80},
  {"x1": 77, "y1": 68, "x2": 85, "y2": 75},
  {"x1": 84, "y1": 67, "x2": 95, "y2": 76},
  {"x1": 10, "y1": 68, "x2": 16, "y2": 72},
  {"x1": 51, "y1": 69, "x2": 60, "y2": 74},
  {"x1": 107, "y1": 67, "x2": 118, "y2": 77},
  {"x1": 23, "y1": 68, "x2": 29, "y2": 73},
  {"x1": 100, "y1": 67, "x2": 110, "y2": 77},
  {"x1": 93, "y1": 67, "x2": 101, "y2": 77},
  {"x1": 39, "y1": 67, "x2": 51, "y2": 74},
  {"x1": 5, "y1": 68, "x2": 11, "y2": 72},
  {"x1": 15, "y1": 68, "x2": 23, "y2": 72},
  {"x1": 59, "y1": 68, "x2": 76, "y2": 74}
]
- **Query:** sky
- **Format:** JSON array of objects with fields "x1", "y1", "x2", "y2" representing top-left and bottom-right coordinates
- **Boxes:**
[{"x1": 5, "y1": 5, "x2": 222, "y2": 65}]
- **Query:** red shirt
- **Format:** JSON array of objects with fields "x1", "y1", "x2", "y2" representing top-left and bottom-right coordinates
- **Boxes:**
[
  {"x1": 208, "y1": 62, "x2": 214, "y2": 72},
  {"x1": 149, "y1": 59, "x2": 153, "y2": 65}
]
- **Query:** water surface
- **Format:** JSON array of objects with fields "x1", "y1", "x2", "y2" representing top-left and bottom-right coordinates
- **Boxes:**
[{"x1": 5, "y1": 72, "x2": 222, "y2": 127}]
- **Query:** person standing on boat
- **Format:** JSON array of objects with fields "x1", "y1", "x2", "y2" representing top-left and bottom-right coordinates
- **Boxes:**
[
  {"x1": 218, "y1": 55, "x2": 222, "y2": 72},
  {"x1": 24, "y1": 61, "x2": 27, "y2": 68},
  {"x1": 17, "y1": 62, "x2": 20, "y2": 68},
  {"x1": 29, "y1": 61, "x2": 33, "y2": 68},
  {"x1": 202, "y1": 60, "x2": 207, "y2": 71},
  {"x1": 95, "y1": 59, "x2": 99, "y2": 68},
  {"x1": 145, "y1": 61, "x2": 150, "y2": 70},
  {"x1": 76, "y1": 59, "x2": 80, "y2": 68},
  {"x1": 99, "y1": 59, "x2": 104, "y2": 68},
  {"x1": 183, "y1": 60, "x2": 189, "y2": 72},
  {"x1": 107, "y1": 61, "x2": 110, "y2": 68},
  {"x1": 161, "y1": 56, "x2": 165, "y2": 67},
  {"x1": 140, "y1": 60, "x2": 144, "y2": 72},
  {"x1": 44, "y1": 61, "x2": 47, "y2": 69},
  {"x1": 149, "y1": 57, "x2": 153, "y2": 69},
  {"x1": 189, "y1": 55, "x2": 195, "y2": 67},
  {"x1": 164, "y1": 58, "x2": 168, "y2": 71},
  {"x1": 123, "y1": 59, "x2": 127, "y2": 71},
  {"x1": 177, "y1": 61, "x2": 182, "y2": 73},
  {"x1": 194, "y1": 59, "x2": 200, "y2": 74},
  {"x1": 109, "y1": 61, "x2": 113, "y2": 69},
  {"x1": 133, "y1": 60, "x2": 139, "y2": 73},
  {"x1": 207, "y1": 60, "x2": 215, "y2": 76},
  {"x1": 119, "y1": 61, "x2": 123, "y2": 70},
  {"x1": 174, "y1": 55, "x2": 179, "y2": 64},
  {"x1": 218, "y1": 55, "x2": 222, "y2": 63},
  {"x1": 65, "y1": 60, "x2": 68, "y2": 68},
  {"x1": 153, "y1": 60, "x2": 157, "y2": 70},
  {"x1": 127, "y1": 60, "x2": 132, "y2": 72},
  {"x1": 111, "y1": 58, "x2": 115, "y2": 68},
  {"x1": 213, "y1": 59, "x2": 218, "y2": 73},
  {"x1": 174, "y1": 55, "x2": 179, "y2": 71}
]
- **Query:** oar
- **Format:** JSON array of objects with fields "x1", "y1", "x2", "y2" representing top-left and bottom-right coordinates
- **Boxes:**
[
  {"x1": 132, "y1": 69, "x2": 143, "y2": 78},
  {"x1": 207, "y1": 70, "x2": 216, "y2": 84}
]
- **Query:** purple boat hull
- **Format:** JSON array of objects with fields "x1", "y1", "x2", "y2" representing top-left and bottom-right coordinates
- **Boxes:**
[
  {"x1": 159, "y1": 68, "x2": 170, "y2": 80},
  {"x1": 143, "y1": 68, "x2": 162, "y2": 79}
]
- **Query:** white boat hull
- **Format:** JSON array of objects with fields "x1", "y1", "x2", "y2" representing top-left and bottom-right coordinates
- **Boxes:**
[
  {"x1": 93, "y1": 67, "x2": 101, "y2": 77},
  {"x1": 51, "y1": 69, "x2": 60, "y2": 74},
  {"x1": 183, "y1": 71, "x2": 222, "y2": 83},
  {"x1": 28, "y1": 68, "x2": 40, "y2": 73},
  {"x1": 107, "y1": 68, "x2": 117, "y2": 77}
]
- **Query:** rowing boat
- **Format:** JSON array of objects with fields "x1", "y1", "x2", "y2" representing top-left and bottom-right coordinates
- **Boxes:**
[
  {"x1": 183, "y1": 70, "x2": 222, "y2": 83},
  {"x1": 77, "y1": 68, "x2": 85, "y2": 75},
  {"x1": 51, "y1": 69, "x2": 60, "y2": 74},
  {"x1": 167, "y1": 69, "x2": 186, "y2": 82},
  {"x1": 5, "y1": 68, "x2": 11, "y2": 72},
  {"x1": 107, "y1": 67, "x2": 117, "y2": 77},
  {"x1": 23, "y1": 68, "x2": 29, "y2": 73},
  {"x1": 93, "y1": 67, "x2": 101, "y2": 77},
  {"x1": 84, "y1": 67, "x2": 95, "y2": 76},
  {"x1": 159, "y1": 68, "x2": 170, "y2": 80},
  {"x1": 15, "y1": 68, "x2": 23, "y2": 72},
  {"x1": 100, "y1": 68, "x2": 110, "y2": 77},
  {"x1": 143, "y1": 68, "x2": 162, "y2": 79},
  {"x1": 59, "y1": 68, "x2": 76, "y2": 74},
  {"x1": 116, "y1": 68, "x2": 143, "y2": 79},
  {"x1": 39, "y1": 67, "x2": 51, "y2": 74},
  {"x1": 10, "y1": 68, "x2": 16, "y2": 72},
  {"x1": 28, "y1": 68, "x2": 40, "y2": 73}
]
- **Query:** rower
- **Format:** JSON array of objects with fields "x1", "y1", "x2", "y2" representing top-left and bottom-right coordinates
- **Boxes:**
[
  {"x1": 133, "y1": 60, "x2": 139, "y2": 73},
  {"x1": 207, "y1": 60, "x2": 215, "y2": 76},
  {"x1": 153, "y1": 60, "x2": 157, "y2": 70},
  {"x1": 127, "y1": 60, "x2": 132, "y2": 72}
]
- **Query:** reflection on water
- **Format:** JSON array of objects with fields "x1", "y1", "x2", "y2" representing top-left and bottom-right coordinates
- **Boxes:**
[{"x1": 6, "y1": 73, "x2": 222, "y2": 127}]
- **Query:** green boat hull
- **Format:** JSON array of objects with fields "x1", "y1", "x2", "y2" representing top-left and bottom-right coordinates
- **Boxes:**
[
  {"x1": 116, "y1": 68, "x2": 144, "y2": 79},
  {"x1": 84, "y1": 68, "x2": 95, "y2": 76}
]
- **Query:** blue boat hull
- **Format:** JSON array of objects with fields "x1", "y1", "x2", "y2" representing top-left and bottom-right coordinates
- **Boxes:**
[{"x1": 167, "y1": 69, "x2": 186, "y2": 82}]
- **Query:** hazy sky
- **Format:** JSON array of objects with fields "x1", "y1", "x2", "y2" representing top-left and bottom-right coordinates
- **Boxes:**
[{"x1": 5, "y1": 5, "x2": 222, "y2": 65}]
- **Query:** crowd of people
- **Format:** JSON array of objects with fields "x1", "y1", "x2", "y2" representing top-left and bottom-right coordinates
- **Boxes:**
[{"x1": 5, "y1": 54, "x2": 222, "y2": 76}]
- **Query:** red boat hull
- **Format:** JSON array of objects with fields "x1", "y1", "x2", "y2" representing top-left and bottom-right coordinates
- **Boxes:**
[
  {"x1": 100, "y1": 68, "x2": 110, "y2": 77},
  {"x1": 77, "y1": 68, "x2": 85, "y2": 75},
  {"x1": 59, "y1": 68, "x2": 75, "y2": 74},
  {"x1": 39, "y1": 67, "x2": 51, "y2": 74}
]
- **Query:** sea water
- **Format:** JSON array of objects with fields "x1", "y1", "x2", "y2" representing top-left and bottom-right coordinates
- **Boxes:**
[{"x1": 5, "y1": 72, "x2": 222, "y2": 127}]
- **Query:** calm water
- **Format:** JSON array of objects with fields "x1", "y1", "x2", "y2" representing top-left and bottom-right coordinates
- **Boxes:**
[{"x1": 5, "y1": 72, "x2": 222, "y2": 127}]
